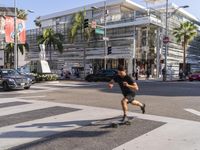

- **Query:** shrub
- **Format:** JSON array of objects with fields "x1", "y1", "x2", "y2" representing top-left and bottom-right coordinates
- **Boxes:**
[{"x1": 35, "y1": 73, "x2": 58, "y2": 82}]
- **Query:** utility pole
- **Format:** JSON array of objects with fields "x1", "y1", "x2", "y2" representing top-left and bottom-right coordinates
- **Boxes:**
[
  {"x1": 14, "y1": 0, "x2": 17, "y2": 70},
  {"x1": 163, "y1": 0, "x2": 168, "y2": 81},
  {"x1": 104, "y1": 1, "x2": 107, "y2": 70}
]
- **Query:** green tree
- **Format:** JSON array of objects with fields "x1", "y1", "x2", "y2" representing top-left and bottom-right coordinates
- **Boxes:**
[
  {"x1": 68, "y1": 10, "x2": 93, "y2": 43},
  {"x1": 34, "y1": 16, "x2": 41, "y2": 28},
  {"x1": 17, "y1": 9, "x2": 28, "y2": 20},
  {"x1": 4, "y1": 43, "x2": 29, "y2": 68},
  {"x1": 173, "y1": 21, "x2": 197, "y2": 75},
  {"x1": 37, "y1": 28, "x2": 64, "y2": 66},
  {"x1": 68, "y1": 10, "x2": 94, "y2": 77}
]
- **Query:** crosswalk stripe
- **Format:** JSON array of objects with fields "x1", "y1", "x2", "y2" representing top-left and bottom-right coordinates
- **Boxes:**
[
  {"x1": 185, "y1": 108, "x2": 200, "y2": 116},
  {"x1": 0, "y1": 101, "x2": 58, "y2": 117}
]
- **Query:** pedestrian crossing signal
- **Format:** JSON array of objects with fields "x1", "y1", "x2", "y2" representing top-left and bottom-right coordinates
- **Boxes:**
[
  {"x1": 107, "y1": 46, "x2": 112, "y2": 55},
  {"x1": 84, "y1": 19, "x2": 89, "y2": 28}
]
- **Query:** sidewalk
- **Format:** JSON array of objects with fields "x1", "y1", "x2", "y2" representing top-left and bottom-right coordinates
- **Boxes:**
[{"x1": 136, "y1": 76, "x2": 184, "y2": 82}]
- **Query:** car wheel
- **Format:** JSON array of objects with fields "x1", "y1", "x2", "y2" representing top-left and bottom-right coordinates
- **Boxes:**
[
  {"x1": 3, "y1": 82, "x2": 10, "y2": 91},
  {"x1": 24, "y1": 86, "x2": 30, "y2": 90}
]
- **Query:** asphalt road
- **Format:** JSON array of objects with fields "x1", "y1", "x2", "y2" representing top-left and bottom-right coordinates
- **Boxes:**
[{"x1": 0, "y1": 80, "x2": 200, "y2": 150}]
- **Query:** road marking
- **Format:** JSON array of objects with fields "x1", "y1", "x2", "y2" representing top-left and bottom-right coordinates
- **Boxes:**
[
  {"x1": 0, "y1": 98, "x2": 200, "y2": 150},
  {"x1": 15, "y1": 95, "x2": 46, "y2": 99},
  {"x1": 113, "y1": 112, "x2": 200, "y2": 150},
  {"x1": 184, "y1": 108, "x2": 200, "y2": 116}
]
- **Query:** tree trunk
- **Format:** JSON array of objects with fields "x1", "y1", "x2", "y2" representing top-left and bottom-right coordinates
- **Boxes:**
[
  {"x1": 50, "y1": 47, "x2": 52, "y2": 69},
  {"x1": 183, "y1": 38, "x2": 187, "y2": 79}
]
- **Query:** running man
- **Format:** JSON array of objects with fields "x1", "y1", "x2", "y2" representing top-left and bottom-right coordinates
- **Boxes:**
[{"x1": 108, "y1": 65, "x2": 146, "y2": 122}]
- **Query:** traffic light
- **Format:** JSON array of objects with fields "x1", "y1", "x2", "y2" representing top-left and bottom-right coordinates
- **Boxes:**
[
  {"x1": 84, "y1": 19, "x2": 89, "y2": 28},
  {"x1": 107, "y1": 46, "x2": 112, "y2": 55}
]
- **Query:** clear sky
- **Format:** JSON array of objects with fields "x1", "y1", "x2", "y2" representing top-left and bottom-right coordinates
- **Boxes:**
[{"x1": 0, "y1": 0, "x2": 199, "y2": 29}]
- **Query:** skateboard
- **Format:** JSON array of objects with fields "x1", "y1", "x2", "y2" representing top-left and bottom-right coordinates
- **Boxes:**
[{"x1": 111, "y1": 117, "x2": 134, "y2": 128}]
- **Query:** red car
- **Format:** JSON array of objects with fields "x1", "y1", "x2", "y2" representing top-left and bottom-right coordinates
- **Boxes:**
[{"x1": 189, "y1": 71, "x2": 200, "y2": 81}]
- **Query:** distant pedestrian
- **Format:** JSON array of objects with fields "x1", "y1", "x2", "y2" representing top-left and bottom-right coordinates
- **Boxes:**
[
  {"x1": 108, "y1": 65, "x2": 146, "y2": 122},
  {"x1": 146, "y1": 68, "x2": 150, "y2": 80},
  {"x1": 179, "y1": 68, "x2": 184, "y2": 80},
  {"x1": 135, "y1": 66, "x2": 139, "y2": 80}
]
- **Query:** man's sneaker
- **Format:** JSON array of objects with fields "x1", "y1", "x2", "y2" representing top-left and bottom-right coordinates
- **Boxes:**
[
  {"x1": 121, "y1": 115, "x2": 129, "y2": 122},
  {"x1": 140, "y1": 103, "x2": 146, "y2": 114}
]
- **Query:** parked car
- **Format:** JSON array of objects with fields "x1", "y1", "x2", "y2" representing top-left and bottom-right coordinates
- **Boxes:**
[
  {"x1": 18, "y1": 71, "x2": 36, "y2": 84},
  {"x1": 0, "y1": 69, "x2": 32, "y2": 91},
  {"x1": 188, "y1": 71, "x2": 200, "y2": 81},
  {"x1": 85, "y1": 69, "x2": 117, "y2": 82}
]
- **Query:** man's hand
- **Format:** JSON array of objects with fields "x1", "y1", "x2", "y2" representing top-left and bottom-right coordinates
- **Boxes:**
[
  {"x1": 108, "y1": 79, "x2": 114, "y2": 89},
  {"x1": 108, "y1": 83, "x2": 113, "y2": 89},
  {"x1": 123, "y1": 82, "x2": 129, "y2": 87}
]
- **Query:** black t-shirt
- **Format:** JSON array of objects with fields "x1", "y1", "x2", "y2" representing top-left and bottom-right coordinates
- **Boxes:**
[{"x1": 113, "y1": 75, "x2": 136, "y2": 97}]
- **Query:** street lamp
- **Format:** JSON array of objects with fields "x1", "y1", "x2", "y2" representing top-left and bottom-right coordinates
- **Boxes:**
[
  {"x1": 163, "y1": 1, "x2": 189, "y2": 81},
  {"x1": 14, "y1": 0, "x2": 34, "y2": 70}
]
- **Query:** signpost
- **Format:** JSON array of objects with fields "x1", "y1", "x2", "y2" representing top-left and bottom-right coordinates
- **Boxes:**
[
  {"x1": 163, "y1": 36, "x2": 169, "y2": 44},
  {"x1": 103, "y1": 37, "x2": 109, "y2": 41},
  {"x1": 95, "y1": 28, "x2": 104, "y2": 35}
]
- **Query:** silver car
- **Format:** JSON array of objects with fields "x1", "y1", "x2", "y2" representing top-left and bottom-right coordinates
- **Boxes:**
[{"x1": 0, "y1": 69, "x2": 32, "y2": 91}]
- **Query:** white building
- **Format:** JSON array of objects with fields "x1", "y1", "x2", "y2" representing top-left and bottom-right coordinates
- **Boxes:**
[{"x1": 25, "y1": 0, "x2": 200, "y2": 78}]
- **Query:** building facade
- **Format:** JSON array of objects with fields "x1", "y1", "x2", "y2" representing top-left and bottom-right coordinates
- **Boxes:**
[
  {"x1": 0, "y1": 7, "x2": 28, "y2": 69},
  {"x1": 25, "y1": 0, "x2": 200, "y2": 78}
]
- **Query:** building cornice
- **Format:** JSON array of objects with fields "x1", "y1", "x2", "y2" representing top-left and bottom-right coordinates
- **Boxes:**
[{"x1": 39, "y1": 0, "x2": 146, "y2": 21}]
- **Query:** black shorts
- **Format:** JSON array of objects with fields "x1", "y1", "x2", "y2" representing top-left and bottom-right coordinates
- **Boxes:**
[{"x1": 125, "y1": 94, "x2": 135, "y2": 103}]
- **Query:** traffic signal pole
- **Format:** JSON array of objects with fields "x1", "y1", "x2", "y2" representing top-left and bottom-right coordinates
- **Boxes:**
[{"x1": 104, "y1": 1, "x2": 107, "y2": 70}]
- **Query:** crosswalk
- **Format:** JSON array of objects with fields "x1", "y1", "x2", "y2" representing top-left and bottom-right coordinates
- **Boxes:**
[
  {"x1": 0, "y1": 82, "x2": 99, "y2": 95},
  {"x1": 0, "y1": 98, "x2": 121, "y2": 150},
  {"x1": 0, "y1": 97, "x2": 200, "y2": 150}
]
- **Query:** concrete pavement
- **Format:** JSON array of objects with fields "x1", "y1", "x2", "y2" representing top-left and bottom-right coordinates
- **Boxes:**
[{"x1": 0, "y1": 96, "x2": 199, "y2": 150}]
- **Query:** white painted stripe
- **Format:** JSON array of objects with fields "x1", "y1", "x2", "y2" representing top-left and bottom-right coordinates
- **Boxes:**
[
  {"x1": 0, "y1": 102, "x2": 56, "y2": 117},
  {"x1": 184, "y1": 108, "x2": 200, "y2": 116},
  {"x1": 0, "y1": 97, "x2": 45, "y2": 103},
  {"x1": 15, "y1": 95, "x2": 46, "y2": 99},
  {"x1": 113, "y1": 121, "x2": 200, "y2": 150}
]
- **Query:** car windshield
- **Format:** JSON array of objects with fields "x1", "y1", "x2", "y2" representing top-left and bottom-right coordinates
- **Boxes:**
[{"x1": 1, "y1": 70, "x2": 20, "y2": 76}]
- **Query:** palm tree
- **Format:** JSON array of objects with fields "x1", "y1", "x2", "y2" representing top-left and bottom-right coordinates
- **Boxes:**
[
  {"x1": 4, "y1": 43, "x2": 29, "y2": 68},
  {"x1": 68, "y1": 10, "x2": 94, "y2": 77},
  {"x1": 37, "y1": 28, "x2": 64, "y2": 67},
  {"x1": 173, "y1": 21, "x2": 197, "y2": 76},
  {"x1": 34, "y1": 16, "x2": 42, "y2": 28},
  {"x1": 17, "y1": 9, "x2": 28, "y2": 20},
  {"x1": 68, "y1": 10, "x2": 93, "y2": 43}
]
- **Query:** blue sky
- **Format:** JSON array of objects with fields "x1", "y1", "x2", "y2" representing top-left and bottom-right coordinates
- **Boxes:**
[{"x1": 0, "y1": 0, "x2": 199, "y2": 29}]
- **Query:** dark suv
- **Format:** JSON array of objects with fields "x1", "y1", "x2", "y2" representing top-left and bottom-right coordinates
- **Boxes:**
[
  {"x1": 85, "y1": 69, "x2": 117, "y2": 82},
  {"x1": 0, "y1": 69, "x2": 32, "y2": 91}
]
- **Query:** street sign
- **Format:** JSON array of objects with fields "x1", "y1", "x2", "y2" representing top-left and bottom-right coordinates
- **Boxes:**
[
  {"x1": 163, "y1": 36, "x2": 169, "y2": 44},
  {"x1": 95, "y1": 28, "x2": 104, "y2": 35},
  {"x1": 103, "y1": 37, "x2": 109, "y2": 41}
]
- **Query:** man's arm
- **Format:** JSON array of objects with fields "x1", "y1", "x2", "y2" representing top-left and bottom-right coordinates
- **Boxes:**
[{"x1": 123, "y1": 82, "x2": 139, "y2": 91}]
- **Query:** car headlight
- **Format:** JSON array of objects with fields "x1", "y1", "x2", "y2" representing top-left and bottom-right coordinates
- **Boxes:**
[
  {"x1": 27, "y1": 78, "x2": 32, "y2": 82},
  {"x1": 8, "y1": 78, "x2": 15, "y2": 82}
]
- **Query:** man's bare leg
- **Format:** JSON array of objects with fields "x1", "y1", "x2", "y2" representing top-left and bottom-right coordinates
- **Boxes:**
[
  {"x1": 121, "y1": 98, "x2": 129, "y2": 120},
  {"x1": 131, "y1": 100, "x2": 146, "y2": 114}
]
